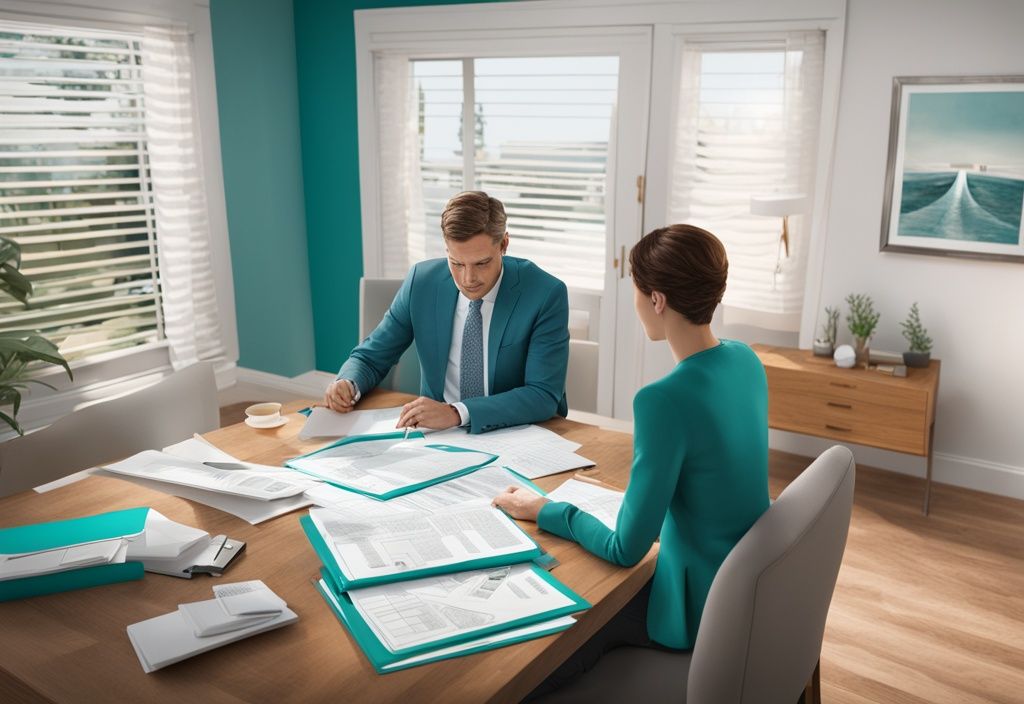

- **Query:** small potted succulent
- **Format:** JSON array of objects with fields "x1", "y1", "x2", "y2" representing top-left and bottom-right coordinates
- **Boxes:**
[
  {"x1": 845, "y1": 293, "x2": 880, "y2": 368},
  {"x1": 900, "y1": 302, "x2": 932, "y2": 368},
  {"x1": 813, "y1": 306, "x2": 839, "y2": 357}
]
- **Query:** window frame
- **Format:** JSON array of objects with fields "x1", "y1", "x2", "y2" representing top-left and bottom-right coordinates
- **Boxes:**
[{"x1": 0, "y1": 0, "x2": 238, "y2": 434}]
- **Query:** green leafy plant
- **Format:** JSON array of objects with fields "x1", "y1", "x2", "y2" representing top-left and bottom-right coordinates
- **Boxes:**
[
  {"x1": 845, "y1": 293, "x2": 880, "y2": 341},
  {"x1": 818, "y1": 306, "x2": 839, "y2": 347},
  {"x1": 0, "y1": 237, "x2": 73, "y2": 435},
  {"x1": 900, "y1": 302, "x2": 933, "y2": 353}
]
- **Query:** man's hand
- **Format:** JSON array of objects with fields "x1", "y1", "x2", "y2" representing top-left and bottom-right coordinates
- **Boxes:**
[
  {"x1": 324, "y1": 379, "x2": 358, "y2": 413},
  {"x1": 492, "y1": 485, "x2": 550, "y2": 522},
  {"x1": 397, "y1": 397, "x2": 461, "y2": 431}
]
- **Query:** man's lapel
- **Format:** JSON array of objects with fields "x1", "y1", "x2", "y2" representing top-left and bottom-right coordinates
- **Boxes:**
[
  {"x1": 488, "y1": 257, "x2": 521, "y2": 391},
  {"x1": 434, "y1": 274, "x2": 459, "y2": 397}
]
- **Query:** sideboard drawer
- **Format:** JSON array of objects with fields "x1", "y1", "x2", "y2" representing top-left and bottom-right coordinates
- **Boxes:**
[
  {"x1": 768, "y1": 391, "x2": 928, "y2": 455},
  {"x1": 765, "y1": 365, "x2": 926, "y2": 412}
]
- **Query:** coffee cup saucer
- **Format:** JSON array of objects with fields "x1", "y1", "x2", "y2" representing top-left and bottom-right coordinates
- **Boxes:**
[{"x1": 245, "y1": 415, "x2": 288, "y2": 429}]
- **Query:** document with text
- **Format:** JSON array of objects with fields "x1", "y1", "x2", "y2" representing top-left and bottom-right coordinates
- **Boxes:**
[
  {"x1": 546, "y1": 478, "x2": 624, "y2": 531},
  {"x1": 430, "y1": 425, "x2": 594, "y2": 479}
]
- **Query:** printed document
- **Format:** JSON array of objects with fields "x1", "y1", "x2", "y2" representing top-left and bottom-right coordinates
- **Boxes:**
[
  {"x1": 309, "y1": 499, "x2": 536, "y2": 583},
  {"x1": 546, "y1": 478, "x2": 624, "y2": 531},
  {"x1": 103, "y1": 451, "x2": 307, "y2": 501},
  {"x1": 347, "y1": 563, "x2": 578, "y2": 652},
  {"x1": 288, "y1": 437, "x2": 495, "y2": 497},
  {"x1": 430, "y1": 425, "x2": 593, "y2": 479},
  {"x1": 1, "y1": 537, "x2": 128, "y2": 581},
  {"x1": 305, "y1": 464, "x2": 538, "y2": 517}
]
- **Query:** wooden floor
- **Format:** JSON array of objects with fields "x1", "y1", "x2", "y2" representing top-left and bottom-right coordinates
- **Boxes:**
[
  {"x1": 217, "y1": 404, "x2": 1024, "y2": 702},
  {"x1": 769, "y1": 450, "x2": 1024, "y2": 704}
]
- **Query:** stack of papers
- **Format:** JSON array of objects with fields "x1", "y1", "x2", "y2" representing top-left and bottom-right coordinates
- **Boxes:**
[
  {"x1": 429, "y1": 425, "x2": 595, "y2": 479},
  {"x1": 97, "y1": 438, "x2": 315, "y2": 524},
  {"x1": 286, "y1": 433, "x2": 497, "y2": 500},
  {"x1": 127, "y1": 580, "x2": 297, "y2": 673},
  {"x1": 545, "y1": 478, "x2": 625, "y2": 531},
  {"x1": 0, "y1": 507, "x2": 149, "y2": 602},
  {"x1": 125, "y1": 509, "x2": 245, "y2": 579},
  {"x1": 316, "y1": 563, "x2": 587, "y2": 673},
  {"x1": 299, "y1": 406, "x2": 409, "y2": 440}
]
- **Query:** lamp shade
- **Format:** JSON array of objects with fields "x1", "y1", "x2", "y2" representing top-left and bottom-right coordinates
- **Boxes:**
[{"x1": 750, "y1": 194, "x2": 808, "y2": 217}]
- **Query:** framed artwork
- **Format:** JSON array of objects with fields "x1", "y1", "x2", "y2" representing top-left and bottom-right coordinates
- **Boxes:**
[{"x1": 880, "y1": 75, "x2": 1024, "y2": 263}]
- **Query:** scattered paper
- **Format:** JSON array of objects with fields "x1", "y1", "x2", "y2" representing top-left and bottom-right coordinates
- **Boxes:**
[
  {"x1": 546, "y1": 478, "x2": 624, "y2": 531},
  {"x1": 298, "y1": 406, "x2": 404, "y2": 440},
  {"x1": 430, "y1": 425, "x2": 593, "y2": 479}
]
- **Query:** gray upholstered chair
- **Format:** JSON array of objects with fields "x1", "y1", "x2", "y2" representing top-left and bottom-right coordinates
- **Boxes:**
[
  {"x1": 359, "y1": 277, "x2": 420, "y2": 395},
  {"x1": 0, "y1": 361, "x2": 219, "y2": 498},
  {"x1": 537, "y1": 445, "x2": 856, "y2": 704}
]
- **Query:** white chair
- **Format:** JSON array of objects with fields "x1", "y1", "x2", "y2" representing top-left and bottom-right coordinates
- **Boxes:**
[
  {"x1": 538, "y1": 445, "x2": 856, "y2": 704},
  {"x1": 566, "y1": 339, "x2": 599, "y2": 414},
  {"x1": 359, "y1": 277, "x2": 421, "y2": 395},
  {"x1": 0, "y1": 362, "x2": 219, "y2": 498}
]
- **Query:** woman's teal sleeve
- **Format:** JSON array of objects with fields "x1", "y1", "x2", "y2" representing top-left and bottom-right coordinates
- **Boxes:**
[{"x1": 537, "y1": 385, "x2": 685, "y2": 566}]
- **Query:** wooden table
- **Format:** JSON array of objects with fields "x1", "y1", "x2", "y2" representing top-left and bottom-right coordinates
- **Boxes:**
[
  {"x1": 0, "y1": 391, "x2": 654, "y2": 704},
  {"x1": 753, "y1": 344, "x2": 941, "y2": 515}
]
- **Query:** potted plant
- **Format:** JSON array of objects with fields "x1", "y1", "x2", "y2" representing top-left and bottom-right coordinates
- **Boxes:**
[
  {"x1": 813, "y1": 306, "x2": 839, "y2": 357},
  {"x1": 0, "y1": 237, "x2": 73, "y2": 435},
  {"x1": 900, "y1": 302, "x2": 933, "y2": 368},
  {"x1": 845, "y1": 293, "x2": 880, "y2": 368}
]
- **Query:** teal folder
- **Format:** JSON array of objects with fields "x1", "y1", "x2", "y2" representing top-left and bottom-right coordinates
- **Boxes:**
[
  {"x1": 0, "y1": 507, "x2": 149, "y2": 602},
  {"x1": 285, "y1": 431, "x2": 499, "y2": 500},
  {"x1": 314, "y1": 564, "x2": 589, "y2": 673},
  {"x1": 300, "y1": 510, "x2": 542, "y2": 591}
]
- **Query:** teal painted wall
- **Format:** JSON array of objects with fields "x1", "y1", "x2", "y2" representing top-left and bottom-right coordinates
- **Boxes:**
[
  {"x1": 293, "y1": 0, "x2": 509, "y2": 373},
  {"x1": 210, "y1": 0, "x2": 316, "y2": 377}
]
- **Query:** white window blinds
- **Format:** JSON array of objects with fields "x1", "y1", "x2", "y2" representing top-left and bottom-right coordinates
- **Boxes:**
[
  {"x1": 0, "y1": 23, "x2": 162, "y2": 361},
  {"x1": 669, "y1": 32, "x2": 824, "y2": 331},
  {"x1": 376, "y1": 55, "x2": 617, "y2": 292},
  {"x1": 0, "y1": 22, "x2": 224, "y2": 368}
]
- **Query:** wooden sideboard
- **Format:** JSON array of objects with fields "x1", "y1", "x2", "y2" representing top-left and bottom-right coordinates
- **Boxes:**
[{"x1": 753, "y1": 344, "x2": 941, "y2": 515}]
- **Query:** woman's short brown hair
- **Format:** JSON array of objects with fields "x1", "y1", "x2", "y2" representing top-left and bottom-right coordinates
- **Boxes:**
[
  {"x1": 629, "y1": 224, "x2": 728, "y2": 325},
  {"x1": 440, "y1": 191, "x2": 507, "y2": 243}
]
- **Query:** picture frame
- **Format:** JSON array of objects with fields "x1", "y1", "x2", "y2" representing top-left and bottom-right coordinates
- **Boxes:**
[{"x1": 880, "y1": 75, "x2": 1024, "y2": 263}]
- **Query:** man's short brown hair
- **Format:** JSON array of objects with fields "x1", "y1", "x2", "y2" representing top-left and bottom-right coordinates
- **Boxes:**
[
  {"x1": 629, "y1": 224, "x2": 728, "y2": 325},
  {"x1": 441, "y1": 191, "x2": 507, "y2": 243}
]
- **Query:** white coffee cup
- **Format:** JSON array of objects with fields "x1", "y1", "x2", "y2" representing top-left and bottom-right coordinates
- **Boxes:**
[{"x1": 245, "y1": 402, "x2": 284, "y2": 428}]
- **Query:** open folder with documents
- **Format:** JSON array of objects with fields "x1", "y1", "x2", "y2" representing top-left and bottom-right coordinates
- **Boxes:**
[
  {"x1": 0, "y1": 507, "x2": 148, "y2": 602},
  {"x1": 429, "y1": 424, "x2": 595, "y2": 479},
  {"x1": 315, "y1": 563, "x2": 588, "y2": 673},
  {"x1": 286, "y1": 431, "x2": 497, "y2": 500}
]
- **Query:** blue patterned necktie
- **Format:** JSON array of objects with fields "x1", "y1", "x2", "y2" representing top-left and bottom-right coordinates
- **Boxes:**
[{"x1": 460, "y1": 299, "x2": 485, "y2": 399}]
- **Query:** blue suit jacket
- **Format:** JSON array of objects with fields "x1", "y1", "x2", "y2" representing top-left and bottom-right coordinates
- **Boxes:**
[{"x1": 339, "y1": 256, "x2": 570, "y2": 434}]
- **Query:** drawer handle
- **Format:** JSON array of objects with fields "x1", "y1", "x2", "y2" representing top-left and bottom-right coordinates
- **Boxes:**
[
  {"x1": 827, "y1": 401, "x2": 852, "y2": 409},
  {"x1": 825, "y1": 424, "x2": 851, "y2": 432},
  {"x1": 829, "y1": 381, "x2": 856, "y2": 389}
]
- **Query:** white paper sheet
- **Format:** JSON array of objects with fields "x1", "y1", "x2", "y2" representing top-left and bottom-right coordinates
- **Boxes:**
[
  {"x1": 309, "y1": 497, "x2": 536, "y2": 583},
  {"x1": 347, "y1": 563, "x2": 577, "y2": 653},
  {"x1": 164, "y1": 437, "x2": 319, "y2": 486},
  {"x1": 304, "y1": 465, "x2": 537, "y2": 516},
  {"x1": 298, "y1": 406, "x2": 405, "y2": 440},
  {"x1": 125, "y1": 509, "x2": 209, "y2": 560},
  {"x1": 546, "y1": 478, "x2": 624, "y2": 531},
  {"x1": 95, "y1": 470, "x2": 313, "y2": 524},
  {"x1": 104, "y1": 451, "x2": 307, "y2": 501},
  {"x1": 429, "y1": 425, "x2": 593, "y2": 479},
  {"x1": 0, "y1": 538, "x2": 128, "y2": 581},
  {"x1": 288, "y1": 437, "x2": 495, "y2": 497}
]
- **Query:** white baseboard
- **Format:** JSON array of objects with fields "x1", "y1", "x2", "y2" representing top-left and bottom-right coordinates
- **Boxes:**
[{"x1": 770, "y1": 430, "x2": 1024, "y2": 501}]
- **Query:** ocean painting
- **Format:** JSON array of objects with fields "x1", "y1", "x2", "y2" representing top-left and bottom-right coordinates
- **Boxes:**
[{"x1": 882, "y1": 80, "x2": 1024, "y2": 261}]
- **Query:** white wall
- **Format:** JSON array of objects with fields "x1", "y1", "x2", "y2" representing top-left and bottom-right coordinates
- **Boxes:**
[{"x1": 779, "y1": 0, "x2": 1024, "y2": 498}]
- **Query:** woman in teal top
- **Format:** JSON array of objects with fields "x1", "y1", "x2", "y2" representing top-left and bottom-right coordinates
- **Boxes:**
[{"x1": 493, "y1": 224, "x2": 770, "y2": 696}]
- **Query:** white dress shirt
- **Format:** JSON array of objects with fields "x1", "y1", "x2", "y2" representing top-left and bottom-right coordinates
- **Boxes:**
[{"x1": 445, "y1": 266, "x2": 504, "y2": 426}]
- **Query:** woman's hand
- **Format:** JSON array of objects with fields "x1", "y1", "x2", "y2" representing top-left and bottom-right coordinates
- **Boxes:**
[{"x1": 492, "y1": 485, "x2": 550, "y2": 522}]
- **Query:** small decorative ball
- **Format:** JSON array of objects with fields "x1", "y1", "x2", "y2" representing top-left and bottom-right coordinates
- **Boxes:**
[{"x1": 833, "y1": 344, "x2": 856, "y2": 368}]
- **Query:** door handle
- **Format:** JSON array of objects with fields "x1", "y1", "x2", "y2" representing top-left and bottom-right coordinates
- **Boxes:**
[{"x1": 612, "y1": 245, "x2": 625, "y2": 279}]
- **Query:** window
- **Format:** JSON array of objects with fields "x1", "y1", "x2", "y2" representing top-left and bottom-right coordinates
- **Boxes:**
[
  {"x1": 377, "y1": 55, "x2": 618, "y2": 293},
  {"x1": 0, "y1": 23, "x2": 163, "y2": 362},
  {"x1": 668, "y1": 32, "x2": 824, "y2": 331}
]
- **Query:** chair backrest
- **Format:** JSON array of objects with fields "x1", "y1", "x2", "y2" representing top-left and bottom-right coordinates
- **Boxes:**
[
  {"x1": 688, "y1": 445, "x2": 856, "y2": 704},
  {"x1": 566, "y1": 339, "x2": 598, "y2": 414},
  {"x1": 0, "y1": 361, "x2": 219, "y2": 498},
  {"x1": 359, "y1": 277, "x2": 420, "y2": 395}
]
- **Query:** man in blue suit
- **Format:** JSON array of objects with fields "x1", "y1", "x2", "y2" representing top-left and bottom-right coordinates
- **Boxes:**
[{"x1": 324, "y1": 191, "x2": 570, "y2": 434}]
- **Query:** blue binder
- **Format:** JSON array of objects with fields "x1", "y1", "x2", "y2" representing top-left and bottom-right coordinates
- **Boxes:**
[{"x1": 0, "y1": 507, "x2": 149, "y2": 602}]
